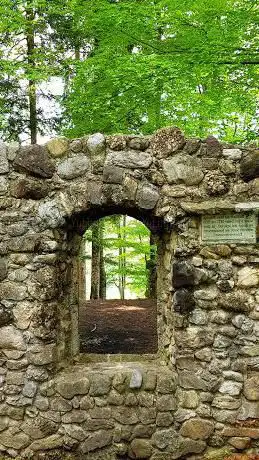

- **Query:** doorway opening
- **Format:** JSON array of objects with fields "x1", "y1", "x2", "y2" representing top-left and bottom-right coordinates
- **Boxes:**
[{"x1": 78, "y1": 215, "x2": 158, "y2": 354}]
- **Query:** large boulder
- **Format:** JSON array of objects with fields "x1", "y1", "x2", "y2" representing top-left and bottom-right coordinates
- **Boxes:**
[
  {"x1": 151, "y1": 127, "x2": 185, "y2": 158},
  {"x1": 162, "y1": 154, "x2": 204, "y2": 185},
  {"x1": 240, "y1": 149, "x2": 259, "y2": 181},
  {"x1": 13, "y1": 145, "x2": 55, "y2": 178},
  {"x1": 57, "y1": 154, "x2": 91, "y2": 179},
  {"x1": 106, "y1": 149, "x2": 152, "y2": 169}
]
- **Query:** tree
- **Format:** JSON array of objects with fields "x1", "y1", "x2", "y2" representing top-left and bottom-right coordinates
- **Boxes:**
[
  {"x1": 62, "y1": 0, "x2": 258, "y2": 143},
  {"x1": 0, "y1": 0, "x2": 71, "y2": 143},
  {"x1": 82, "y1": 215, "x2": 157, "y2": 299}
]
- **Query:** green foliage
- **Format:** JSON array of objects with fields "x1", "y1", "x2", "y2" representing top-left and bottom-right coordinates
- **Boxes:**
[
  {"x1": 63, "y1": 0, "x2": 259, "y2": 142},
  {"x1": 83, "y1": 215, "x2": 156, "y2": 298},
  {"x1": 0, "y1": 0, "x2": 71, "y2": 141}
]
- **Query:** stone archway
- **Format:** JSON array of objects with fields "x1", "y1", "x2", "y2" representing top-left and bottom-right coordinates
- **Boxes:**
[
  {"x1": 53, "y1": 201, "x2": 174, "y2": 364},
  {"x1": 0, "y1": 128, "x2": 259, "y2": 458}
]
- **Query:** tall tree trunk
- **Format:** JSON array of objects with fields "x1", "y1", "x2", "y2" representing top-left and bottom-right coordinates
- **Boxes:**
[
  {"x1": 90, "y1": 222, "x2": 100, "y2": 299},
  {"x1": 117, "y1": 216, "x2": 126, "y2": 300},
  {"x1": 122, "y1": 215, "x2": 126, "y2": 298},
  {"x1": 99, "y1": 221, "x2": 106, "y2": 299},
  {"x1": 25, "y1": 5, "x2": 37, "y2": 144},
  {"x1": 146, "y1": 234, "x2": 157, "y2": 299}
]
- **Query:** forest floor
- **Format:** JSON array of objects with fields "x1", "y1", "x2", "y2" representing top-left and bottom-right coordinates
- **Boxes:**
[{"x1": 79, "y1": 299, "x2": 157, "y2": 354}]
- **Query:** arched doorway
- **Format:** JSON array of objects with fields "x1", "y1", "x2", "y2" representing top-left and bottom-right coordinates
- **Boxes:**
[
  {"x1": 79, "y1": 214, "x2": 158, "y2": 354},
  {"x1": 60, "y1": 205, "x2": 172, "y2": 362}
]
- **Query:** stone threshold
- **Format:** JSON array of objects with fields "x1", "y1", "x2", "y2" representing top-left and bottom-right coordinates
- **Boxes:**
[{"x1": 77, "y1": 352, "x2": 167, "y2": 367}]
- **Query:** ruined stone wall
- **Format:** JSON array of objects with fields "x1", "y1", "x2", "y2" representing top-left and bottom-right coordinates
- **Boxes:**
[{"x1": 0, "y1": 128, "x2": 258, "y2": 459}]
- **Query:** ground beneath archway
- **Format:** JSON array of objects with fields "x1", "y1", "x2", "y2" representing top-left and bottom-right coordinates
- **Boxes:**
[{"x1": 79, "y1": 299, "x2": 157, "y2": 354}]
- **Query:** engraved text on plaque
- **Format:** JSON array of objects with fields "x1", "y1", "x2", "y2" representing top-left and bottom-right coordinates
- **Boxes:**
[{"x1": 201, "y1": 214, "x2": 256, "y2": 244}]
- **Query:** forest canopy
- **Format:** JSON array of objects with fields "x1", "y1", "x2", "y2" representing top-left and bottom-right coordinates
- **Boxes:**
[{"x1": 0, "y1": 0, "x2": 258, "y2": 143}]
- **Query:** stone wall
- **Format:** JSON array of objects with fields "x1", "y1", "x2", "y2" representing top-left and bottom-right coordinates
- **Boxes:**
[{"x1": 0, "y1": 127, "x2": 258, "y2": 459}]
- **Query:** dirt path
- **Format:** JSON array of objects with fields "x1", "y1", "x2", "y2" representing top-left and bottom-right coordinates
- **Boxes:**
[{"x1": 79, "y1": 299, "x2": 157, "y2": 354}]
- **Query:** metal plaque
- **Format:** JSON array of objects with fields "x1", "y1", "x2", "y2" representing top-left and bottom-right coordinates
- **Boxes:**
[{"x1": 201, "y1": 213, "x2": 257, "y2": 244}]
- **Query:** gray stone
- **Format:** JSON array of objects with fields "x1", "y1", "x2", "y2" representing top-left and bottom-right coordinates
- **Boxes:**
[
  {"x1": 62, "y1": 409, "x2": 88, "y2": 423},
  {"x1": 195, "y1": 348, "x2": 212, "y2": 362},
  {"x1": 179, "y1": 370, "x2": 219, "y2": 392},
  {"x1": 114, "y1": 407, "x2": 139, "y2": 425},
  {"x1": 190, "y1": 309, "x2": 208, "y2": 326},
  {"x1": 173, "y1": 289, "x2": 195, "y2": 315},
  {"x1": 173, "y1": 261, "x2": 194, "y2": 288},
  {"x1": 152, "y1": 428, "x2": 177, "y2": 449},
  {"x1": 174, "y1": 408, "x2": 197, "y2": 423},
  {"x1": 218, "y1": 381, "x2": 242, "y2": 396},
  {"x1": 80, "y1": 430, "x2": 112, "y2": 453},
  {"x1": 156, "y1": 412, "x2": 174, "y2": 427},
  {"x1": 175, "y1": 438, "x2": 206, "y2": 458},
  {"x1": 0, "y1": 304, "x2": 13, "y2": 327},
  {"x1": 232, "y1": 314, "x2": 254, "y2": 333},
  {"x1": 129, "y1": 438, "x2": 152, "y2": 459},
  {"x1": 50, "y1": 396, "x2": 72, "y2": 411},
  {"x1": 88, "y1": 180, "x2": 103, "y2": 205},
  {"x1": 194, "y1": 287, "x2": 218, "y2": 301},
  {"x1": 0, "y1": 141, "x2": 9, "y2": 174},
  {"x1": 0, "y1": 258, "x2": 7, "y2": 281},
  {"x1": 22, "y1": 381, "x2": 37, "y2": 398},
  {"x1": 129, "y1": 136, "x2": 150, "y2": 151},
  {"x1": 28, "y1": 344, "x2": 55, "y2": 365},
  {"x1": 38, "y1": 200, "x2": 65, "y2": 228},
  {"x1": 212, "y1": 395, "x2": 241, "y2": 410},
  {"x1": 70, "y1": 139, "x2": 83, "y2": 152},
  {"x1": 240, "y1": 149, "x2": 259, "y2": 181},
  {"x1": 138, "y1": 392, "x2": 154, "y2": 407},
  {"x1": 7, "y1": 141, "x2": 19, "y2": 160},
  {"x1": 34, "y1": 395, "x2": 49, "y2": 411},
  {"x1": 103, "y1": 164, "x2": 125, "y2": 184},
  {"x1": 13, "y1": 144, "x2": 55, "y2": 178},
  {"x1": 151, "y1": 127, "x2": 185, "y2": 158},
  {"x1": 157, "y1": 373, "x2": 177, "y2": 394},
  {"x1": 213, "y1": 334, "x2": 232, "y2": 348},
  {"x1": 218, "y1": 290, "x2": 251, "y2": 312},
  {"x1": 80, "y1": 395, "x2": 95, "y2": 409},
  {"x1": 108, "y1": 135, "x2": 127, "y2": 150},
  {"x1": 29, "y1": 434, "x2": 63, "y2": 451},
  {"x1": 8, "y1": 267, "x2": 29, "y2": 282},
  {"x1": 0, "y1": 281, "x2": 27, "y2": 301},
  {"x1": 0, "y1": 176, "x2": 8, "y2": 195},
  {"x1": 238, "y1": 399, "x2": 259, "y2": 420},
  {"x1": 130, "y1": 368, "x2": 143, "y2": 389},
  {"x1": 238, "y1": 266, "x2": 259, "y2": 287},
  {"x1": 11, "y1": 178, "x2": 49, "y2": 200},
  {"x1": 56, "y1": 374, "x2": 90, "y2": 399},
  {"x1": 162, "y1": 154, "x2": 204, "y2": 185},
  {"x1": 0, "y1": 325, "x2": 25, "y2": 350},
  {"x1": 180, "y1": 418, "x2": 214, "y2": 440},
  {"x1": 87, "y1": 133, "x2": 106, "y2": 155},
  {"x1": 13, "y1": 302, "x2": 34, "y2": 330},
  {"x1": 89, "y1": 373, "x2": 111, "y2": 396},
  {"x1": 0, "y1": 417, "x2": 8, "y2": 432},
  {"x1": 57, "y1": 154, "x2": 91, "y2": 179},
  {"x1": 136, "y1": 183, "x2": 159, "y2": 209},
  {"x1": 0, "y1": 429, "x2": 30, "y2": 449},
  {"x1": 157, "y1": 395, "x2": 176, "y2": 411},
  {"x1": 222, "y1": 371, "x2": 243, "y2": 382},
  {"x1": 243, "y1": 375, "x2": 259, "y2": 400},
  {"x1": 106, "y1": 149, "x2": 152, "y2": 169},
  {"x1": 222, "y1": 148, "x2": 242, "y2": 160},
  {"x1": 63, "y1": 424, "x2": 87, "y2": 442}
]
